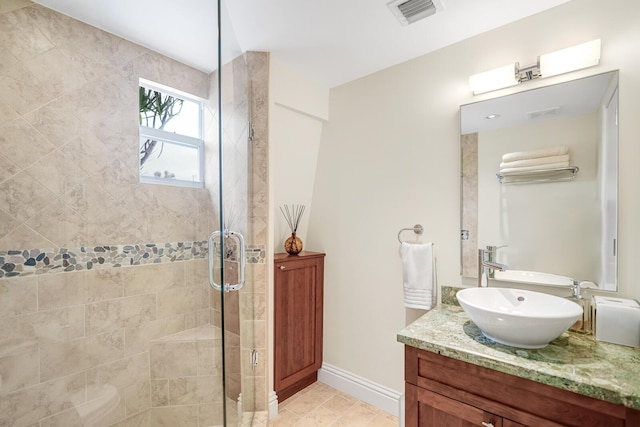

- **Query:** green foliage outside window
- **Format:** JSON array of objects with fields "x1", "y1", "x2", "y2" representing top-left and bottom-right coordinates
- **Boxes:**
[{"x1": 138, "y1": 87, "x2": 184, "y2": 167}]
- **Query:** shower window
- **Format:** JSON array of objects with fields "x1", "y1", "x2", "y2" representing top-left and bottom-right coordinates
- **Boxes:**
[{"x1": 139, "y1": 79, "x2": 204, "y2": 187}]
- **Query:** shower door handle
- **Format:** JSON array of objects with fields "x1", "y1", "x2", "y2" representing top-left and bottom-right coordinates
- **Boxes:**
[
  {"x1": 208, "y1": 230, "x2": 246, "y2": 292},
  {"x1": 226, "y1": 230, "x2": 246, "y2": 291}
]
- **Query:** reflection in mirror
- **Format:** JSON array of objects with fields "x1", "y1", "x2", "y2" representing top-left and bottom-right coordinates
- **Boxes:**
[{"x1": 460, "y1": 71, "x2": 618, "y2": 291}]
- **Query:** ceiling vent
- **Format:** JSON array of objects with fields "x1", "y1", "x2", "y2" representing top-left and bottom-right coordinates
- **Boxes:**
[
  {"x1": 528, "y1": 106, "x2": 561, "y2": 120},
  {"x1": 387, "y1": 0, "x2": 444, "y2": 25}
]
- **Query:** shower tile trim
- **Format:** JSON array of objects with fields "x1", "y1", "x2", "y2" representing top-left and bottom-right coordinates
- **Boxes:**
[{"x1": 0, "y1": 242, "x2": 265, "y2": 279}]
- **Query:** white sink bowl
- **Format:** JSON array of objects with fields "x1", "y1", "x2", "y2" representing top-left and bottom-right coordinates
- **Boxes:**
[{"x1": 456, "y1": 287, "x2": 582, "y2": 349}]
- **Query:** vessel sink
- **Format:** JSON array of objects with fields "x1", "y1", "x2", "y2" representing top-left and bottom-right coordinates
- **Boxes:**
[{"x1": 456, "y1": 287, "x2": 582, "y2": 349}]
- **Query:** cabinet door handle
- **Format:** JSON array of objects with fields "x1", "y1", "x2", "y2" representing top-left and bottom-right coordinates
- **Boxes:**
[
  {"x1": 481, "y1": 422, "x2": 494, "y2": 427},
  {"x1": 279, "y1": 265, "x2": 286, "y2": 270}
]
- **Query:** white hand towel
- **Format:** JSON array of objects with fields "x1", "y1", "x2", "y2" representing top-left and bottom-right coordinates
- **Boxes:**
[
  {"x1": 499, "y1": 154, "x2": 569, "y2": 169},
  {"x1": 502, "y1": 146, "x2": 569, "y2": 163},
  {"x1": 401, "y1": 242, "x2": 435, "y2": 310},
  {"x1": 500, "y1": 161, "x2": 570, "y2": 174}
]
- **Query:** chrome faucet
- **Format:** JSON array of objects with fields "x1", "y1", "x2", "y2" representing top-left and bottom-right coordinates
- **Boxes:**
[
  {"x1": 478, "y1": 248, "x2": 508, "y2": 287},
  {"x1": 485, "y1": 244, "x2": 507, "y2": 278}
]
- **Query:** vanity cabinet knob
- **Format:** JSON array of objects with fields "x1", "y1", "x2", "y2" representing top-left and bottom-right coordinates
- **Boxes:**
[
  {"x1": 279, "y1": 265, "x2": 286, "y2": 270},
  {"x1": 481, "y1": 422, "x2": 494, "y2": 427}
]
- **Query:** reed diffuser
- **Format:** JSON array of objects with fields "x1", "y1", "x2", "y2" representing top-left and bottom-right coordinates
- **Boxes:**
[{"x1": 280, "y1": 204, "x2": 305, "y2": 255}]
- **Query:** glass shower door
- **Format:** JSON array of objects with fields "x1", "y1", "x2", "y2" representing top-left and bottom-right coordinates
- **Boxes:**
[
  {"x1": 212, "y1": 0, "x2": 264, "y2": 424},
  {"x1": 0, "y1": 1, "x2": 233, "y2": 426}
]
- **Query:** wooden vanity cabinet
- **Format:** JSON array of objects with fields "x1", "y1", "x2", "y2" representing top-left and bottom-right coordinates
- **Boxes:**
[
  {"x1": 274, "y1": 252, "x2": 325, "y2": 401},
  {"x1": 405, "y1": 346, "x2": 640, "y2": 427}
]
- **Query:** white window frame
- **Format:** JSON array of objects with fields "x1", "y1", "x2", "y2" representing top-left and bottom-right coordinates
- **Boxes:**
[{"x1": 138, "y1": 79, "x2": 205, "y2": 188}]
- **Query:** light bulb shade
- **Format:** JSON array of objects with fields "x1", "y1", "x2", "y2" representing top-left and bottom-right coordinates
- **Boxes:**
[
  {"x1": 468, "y1": 63, "x2": 519, "y2": 95},
  {"x1": 539, "y1": 39, "x2": 601, "y2": 78}
]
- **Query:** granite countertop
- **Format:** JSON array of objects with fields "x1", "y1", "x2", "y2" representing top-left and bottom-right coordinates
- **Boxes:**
[{"x1": 397, "y1": 305, "x2": 640, "y2": 410}]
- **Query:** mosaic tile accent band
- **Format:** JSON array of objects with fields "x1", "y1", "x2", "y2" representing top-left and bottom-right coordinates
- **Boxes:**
[{"x1": 0, "y1": 242, "x2": 266, "y2": 279}]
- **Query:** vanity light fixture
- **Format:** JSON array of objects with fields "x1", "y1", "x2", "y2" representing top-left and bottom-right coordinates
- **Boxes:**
[
  {"x1": 539, "y1": 39, "x2": 601, "y2": 78},
  {"x1": 468, "y1": 39, "x2": 601, "y2": 95},
  {"x1": 468, "y1": 63, "x2": 519, "y2": 95}
]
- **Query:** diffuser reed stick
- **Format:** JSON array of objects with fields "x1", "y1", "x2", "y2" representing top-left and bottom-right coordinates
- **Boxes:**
[{"x1": 280, "y1": 204, "x2": 305, "y2": 233}]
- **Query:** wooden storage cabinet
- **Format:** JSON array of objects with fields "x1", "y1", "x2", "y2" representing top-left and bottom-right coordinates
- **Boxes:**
[
  {"x1": 274, "y1": 252, "x2": 325, "y2": 401},
  {"x1": 405, "y1": 346, "x2": 640, "y2": 427}
]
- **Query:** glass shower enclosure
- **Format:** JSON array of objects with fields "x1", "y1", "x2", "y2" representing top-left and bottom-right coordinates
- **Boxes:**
[{"x1": 0, "y1": 0, "x2": 263, "y2": 425}]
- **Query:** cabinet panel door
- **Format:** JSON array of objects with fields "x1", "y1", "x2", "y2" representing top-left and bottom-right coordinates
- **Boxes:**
[
  {"x1": 274, "y1": 256, "x2": 323, "y2": 392},
  {"x1": 407, "y1": 383, "x2": 502, "y2": 427}
]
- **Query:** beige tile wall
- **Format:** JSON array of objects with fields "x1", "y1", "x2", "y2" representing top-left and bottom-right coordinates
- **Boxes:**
[
  {"x1": 148, "y1": 325, "x2": 224, "y2": 426},
  {"x1": 0, "y1": 258, "x2": 213, "y2": 426},
  {"x1": 207, "y1": 51, "x2": 270, "y2": 415},
  {"x1": 461, "y1": 133, "x2": 479, "y2": 278},
  {"x1": 243, "y1": 52, "x2": 270, "y2": 413},
  {"x1": 0, "y1": 3, "x2": 212, "y2": 250},
  {"x1": 0, "y1": 2, "x2": 220, "y2": 426}
]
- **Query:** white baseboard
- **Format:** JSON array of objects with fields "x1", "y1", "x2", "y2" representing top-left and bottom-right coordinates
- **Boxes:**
[
  {"x1": 318, "y1": 363, "x2": 404, "y2": 425},
  {"x1": 268, "y1": 390, "x2": 278, "y2": 420}
]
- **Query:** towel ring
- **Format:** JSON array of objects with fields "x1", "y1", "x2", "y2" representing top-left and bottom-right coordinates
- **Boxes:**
[{"x1": 397, "y1": 224, "x2": 424, "y2": 243}]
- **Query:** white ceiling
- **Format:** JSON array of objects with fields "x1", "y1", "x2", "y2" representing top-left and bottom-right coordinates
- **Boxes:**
[{"x1": 33, "y1": 0, "x2": 571, "y2": 88}]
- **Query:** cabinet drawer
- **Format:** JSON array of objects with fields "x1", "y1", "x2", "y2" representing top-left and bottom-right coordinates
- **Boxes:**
[
  {"x1": 407, "y1": 383, "x2": 503, "y2": 427},
  {"x1": 406, "y1": 346, "x2": 628, "y2": 427}
]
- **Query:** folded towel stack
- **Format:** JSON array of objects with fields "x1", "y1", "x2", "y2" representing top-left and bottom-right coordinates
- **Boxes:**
[{"x1": 500, "y1": 146, "x2": 570, "y2": 174}]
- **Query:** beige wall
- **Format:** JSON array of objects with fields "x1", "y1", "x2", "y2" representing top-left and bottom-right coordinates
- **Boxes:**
[
  {"x1": 309, "y1": 0, "x2": 640, "y2": 393},
  {"x1": 270, "y1": 60, "x2": 328, "y2": 249}
]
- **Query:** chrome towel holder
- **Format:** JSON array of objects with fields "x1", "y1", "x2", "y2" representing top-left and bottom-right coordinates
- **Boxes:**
[{"x1": 397, "y1": 224, "x2": 424, "y2": 243}]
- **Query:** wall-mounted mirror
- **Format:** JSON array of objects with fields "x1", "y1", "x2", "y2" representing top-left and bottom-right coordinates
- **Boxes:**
[{"x1": 460, "y1": 71, "x2": 619, "y2": 291}]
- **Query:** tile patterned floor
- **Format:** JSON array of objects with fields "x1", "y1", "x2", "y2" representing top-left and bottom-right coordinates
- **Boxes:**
[{"x1": 268, "y1": 382, "x2": 399, "y2": 426}]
